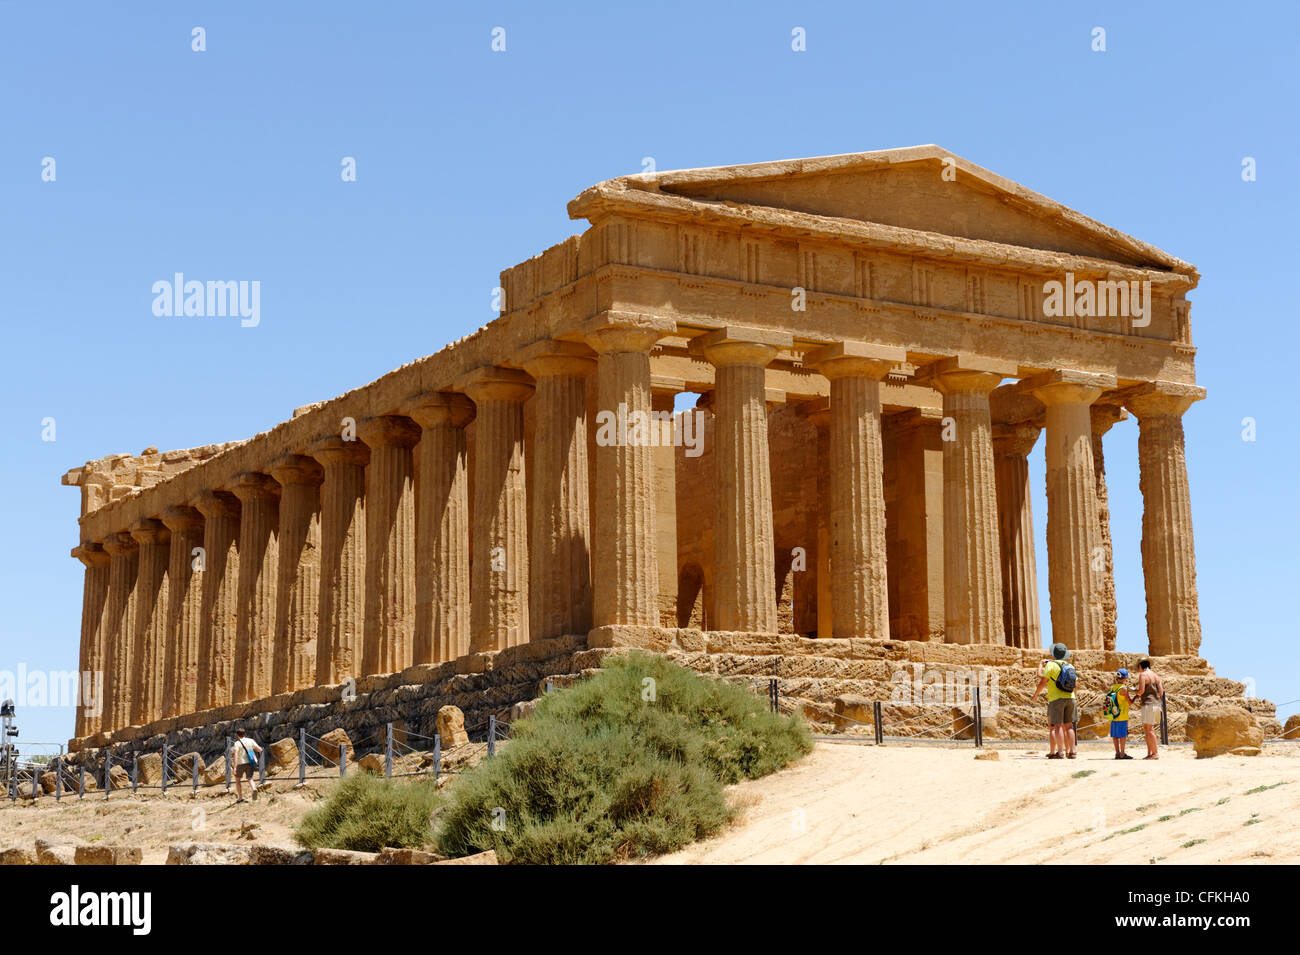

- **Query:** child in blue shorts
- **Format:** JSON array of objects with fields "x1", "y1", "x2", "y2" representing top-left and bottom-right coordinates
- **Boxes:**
[{"x1": 1106, "y1": 669, "x2": 1135, "y2": 760}]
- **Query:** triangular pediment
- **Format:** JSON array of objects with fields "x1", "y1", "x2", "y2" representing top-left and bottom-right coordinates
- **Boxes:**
[{"x1": 572, "y1": 146, "x2": 1192, "y2": 275}]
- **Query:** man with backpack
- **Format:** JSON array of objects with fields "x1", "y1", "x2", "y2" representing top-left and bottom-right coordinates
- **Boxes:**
[
  {"x1": 1031, "y1": 643, "x2": 1078, "y2": 759},
  {"x1": 231, "y1": 727, "x2": 263, "y2": 803}
]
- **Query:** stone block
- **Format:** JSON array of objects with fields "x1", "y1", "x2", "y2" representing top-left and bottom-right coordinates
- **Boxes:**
[
  {"x1": 74, "y1": 845, "x2": 143, "y2": 866},
  {"x1": 1186, "y1": 706, "x2": 1264, "y2": 758},
  {"x1": 316, "y1": 728, "x2": 352, "y2": 764},
  {"x1": 313, "y1": 848, "x2": 377, "y2": 865},
  {"x1": 436, "y1": 705, "x2": 469, "y2": 746}
]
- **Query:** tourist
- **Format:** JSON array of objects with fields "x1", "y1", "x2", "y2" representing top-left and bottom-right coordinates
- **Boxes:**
[
  {"x1": 231, "y1": 727, "x2": 263, "y2": 802},
  {"x1": 1031, "y1": 642, "x2": 1078, "y2": 759},
  {"x1": 1135, "y1": 660, "x2": 1165, "y2": 760},
  {"x1": 1106, "y1": 668, "x2": 1135, "y2": 760}
]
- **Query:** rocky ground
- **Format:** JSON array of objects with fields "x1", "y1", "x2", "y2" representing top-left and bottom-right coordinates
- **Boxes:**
[
  {"x1": 0, "y1": 741, "x2": 492, "y2": 865},
  {"x1": 652, "y1": 739, "x2": 1300, "y2": 865}
]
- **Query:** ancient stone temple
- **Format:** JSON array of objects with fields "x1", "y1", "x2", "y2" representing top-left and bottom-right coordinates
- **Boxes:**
[{"x1": 64, "y1": 147, "x2": 1271, "y2": 748}]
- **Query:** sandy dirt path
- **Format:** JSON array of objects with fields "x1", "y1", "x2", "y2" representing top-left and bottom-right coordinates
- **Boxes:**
[{"x1": 652, "y1": 741, "x2": 1300, "y2": 865}]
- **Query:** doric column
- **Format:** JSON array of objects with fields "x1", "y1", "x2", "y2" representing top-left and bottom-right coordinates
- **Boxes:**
[
  {"x1": 128, "y1": 518, "x2": 169, "y2": 727},
  {"x1": 884, "y1": 409, "x2": 946, "y2": 641},
  {"x1": 461, "y1": 367, "x2": 534, "y2": 652},
  {"x1": 1091, "y1": 404, "x2": 1127, "y2": 651},
  {"x1": 584, "y1": 313, "x2": 675, "y2": 628},
  {"x1": 310, "y1": 436, "x2": 368, "y2": 685},
  {"x1": 651, "y1": 382, "x2": 681, "y2": 628},
  {"x1": 407, "y1": 393, "x2": 474, "y2": 664},
  {"x1": 160, "y1": 506, "x2": 204, "y2": 719},
  {"x1": 270, "y1": 455, "x2": 323, "y2": 693},
  {"x1": 813, "y1": 407, "x2": 833, "y2": 639},
  {"x1": 100, "y1": 531, "x2": 139, "y2": 731},
  {"x1": 356, "y1": 416, "x2": 419, "y2": 676},
  {"x1": 232, "y1": 472, "x2": 280, "y2": 703},
  {"x1": 71, "y1": 542, "x2": 110, "y2": 737},
  {"x1": 796, "y1": 400, "x2": 833, "y2": 638},
  {"x1": 691, "y1": 326, "x2": 791, "y2": 633},
  {"x1": 1025, "y1": 370, "x2": 1117, "y2": 652},
  {"x1": 1125, "y1": 382, "x2": 1205, "y2": 656},
  {"x1": 917, "y1": 357, "x2": 1015, "y2": 645},
  {"x1": 194, "y1": 490, "x2": 240, "y2": 710},
  {"x1": 992, "y1": 422, "x2": 1042, "y2": 649},
  {"x1": 519, "y1": 341, "x2": 596, "y2": 641},
  {"x1": 807, "y1": 341, "x2": 904, "y2": 638}
]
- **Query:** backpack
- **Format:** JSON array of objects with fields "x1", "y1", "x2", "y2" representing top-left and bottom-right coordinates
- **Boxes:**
[
  {"x1": 1053, "y1": 662, "x2": 1078, "y2": 693},
  {"x1": 1103, "y1": 689, "x2": 1121, "y2": 719}
]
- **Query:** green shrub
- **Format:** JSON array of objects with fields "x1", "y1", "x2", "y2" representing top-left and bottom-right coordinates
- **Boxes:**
[
  {"x1": 295, "y1": 773, "x2": 443, "y2": 852},
  {"x1": 436, "y1": 651, "x2": 812, "y2": 864}
]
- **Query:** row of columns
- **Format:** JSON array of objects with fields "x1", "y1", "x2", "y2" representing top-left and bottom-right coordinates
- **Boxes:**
[{"x1": 72, "y1": 318, "x2": 1205, "y2": 738}]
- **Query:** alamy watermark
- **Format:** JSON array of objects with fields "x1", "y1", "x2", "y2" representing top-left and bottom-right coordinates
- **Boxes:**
[
  {"x1": 1042, "y1": 272, "x2": 1150, "y2": 327},
  {"x1": 152, "y1": 273, "x2": 260, "y2": 327},
  {"x1": 594, "y1": 403, "x2": 704, "y2": 458},
  {"x1": 0, "y1": 666, "x2": 102, "y2": 715}
]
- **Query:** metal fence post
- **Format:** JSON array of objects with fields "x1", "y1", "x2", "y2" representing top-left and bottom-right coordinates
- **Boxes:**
[
  {"x1": 224, "y1": 736, "x2": 232, "y2": 791},
  {"x1": 1160, "y1": 695, "x2": 1169, "y2": 746},
  {"x1": 55, "y1": 756, "x2": 62, "y2": 802},
  {"x1": 768, "y1": 678, "x2": 777, "y2": 713},
  {"x1": 104, "y1": 753, "x2": 112, "y2": 800},
  {"x1": 433, "y1": 733, "x2": 441, "y2": 779},
  {"x1": 339, "y1": 744, "x2": 347, "y2": 777},
  {"x1": 258, "y1": 745, "x2": 266, "y2": 786},
  {"x1": 873, "y1": 701, "x2": 883, "y2": 745},
  {"x1": 160, "y1": 745, "x2": 169, "y2": 794},
  {"x1": 192, "y1": 754, "x2": 200, "y2": 794},
  {"x1": 488, "y1": 715, "x2": 496, "y2": 758},
  {"x1": 132, "y1": 754, "x2": 139, "y2": 793},
  {"x1": 385, "y1": 722, "x2": 393, "y2": 778},
  {"x1": 298, "y1": 729, "x2": 306, "y2": 787},
  {"x1": 974, "y1": 686, "x2": 984, "y2": 748},
  {"x1": 78, "y1": 764, "x2": 85, "y2": 800}
]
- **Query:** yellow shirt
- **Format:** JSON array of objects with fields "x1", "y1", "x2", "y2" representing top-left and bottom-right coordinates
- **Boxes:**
[
  {"x1": 1110, "y1": 683, "x2": 1130, "y2": 721},
  {"x1": 1043, "y1": 661, "x2": 1074, "y2": 701}
]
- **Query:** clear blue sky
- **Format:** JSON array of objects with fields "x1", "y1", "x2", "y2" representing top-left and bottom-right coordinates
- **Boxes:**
[{"x1": 2, "y1": 1, "x2": 1296, "y2": 750}]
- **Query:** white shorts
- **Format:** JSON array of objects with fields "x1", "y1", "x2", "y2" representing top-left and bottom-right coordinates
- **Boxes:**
[{"x1": 1141, "y1": 701, "x2": 1161, "y2": 725}]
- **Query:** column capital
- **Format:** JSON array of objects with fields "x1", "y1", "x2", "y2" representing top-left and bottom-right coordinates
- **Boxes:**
[
  {"x1": 193, "y1": 488, "x2": 241, "y2": 519},
  {"x1": 690, "y1": 326, "x2": 792, "y2": 368},
  {"x1": 581, "y1": 310, "x2": 675, "y2": 355},
  {"x1": 71, "y1": 541, "x2": 110, "y2": 568},
  {"x1": 992, "y1": 421, "x2": 1042, "y2": 458},
  {"x1": 1021, "y1": 369, "x2": 1117, "y2": 406},
  {"x1": 456, "y1": 365, "x2": 535, "y2": 404},
  {"x1": 890, "y1": 406, "x2": 945, "y2": 435},
  {"x1": 355, "y1": 415, "x2": 421, "y2": 449},
  {"x1": 405, "y1": 391, "x2": 475, "y2": 430},
  {"x1": 270, "y1": 454, "x2": 324, "y2": 487},
  {"x1": 102, "y1": 530, "x2": 138, "y2": 556},
  {"x1": 990, "y1": 382, "x2": 1045, "y2": 428},
  {"x1": 514, "y1": 340, "x2": 597, "y2": 379},
  {"x1": 1090, "y1": 402, "x2": 1129, "y2": 437},
  {"x1": 231, "y1": 471, "x2": 281, "y2": 503},
  {"x1": 160, "y1": 504, "x2": 204, "y2": 534},
  {"x1": 129, "y1": 517, "x2": 170, "y2": 546},
  {"x1": 794, "y1": 396, "x2": 831, "y2": 429},
  {"x1": 915, "y1": 355, "x2": 1018, "y2": 395},
  {"x1": 804, "y1": 340, "x2": 906, "y2": 380},
  {"x1": 308, "y1": 434, "x2": 370, "y2": 468},
  {"x1": 1120, "y1": 381, "x2": 1206, "y2": 418}
]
